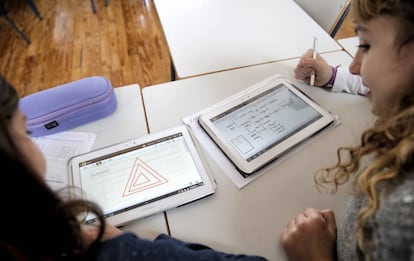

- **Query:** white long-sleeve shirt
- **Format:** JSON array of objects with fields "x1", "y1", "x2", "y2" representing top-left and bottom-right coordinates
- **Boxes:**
[{"x1": 331, "y1": 66, "x2": 369, "y2": 95}]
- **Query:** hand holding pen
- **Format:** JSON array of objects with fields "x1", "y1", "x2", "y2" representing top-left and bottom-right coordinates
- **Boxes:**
[{"x1": 294, "y1": 43, "x2": 335, "y2": 88}]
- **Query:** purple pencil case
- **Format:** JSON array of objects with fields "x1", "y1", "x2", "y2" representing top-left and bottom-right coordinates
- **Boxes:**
[{"x1": 19, "y1": 76, "x2": 118, "y2": 137}]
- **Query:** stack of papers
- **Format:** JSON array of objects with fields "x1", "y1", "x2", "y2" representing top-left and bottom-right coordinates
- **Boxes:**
[{"x1": 32, "y1": 131, "x2": 96, "y2": 191}]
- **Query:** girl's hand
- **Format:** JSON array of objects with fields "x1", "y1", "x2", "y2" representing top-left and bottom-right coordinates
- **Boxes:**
[
  {"x1": 280, "y1": 208, "x2": 337, "y2": 261},
  {"x1": 294, "y1": 49, "x2": 334, "y2": 87}
]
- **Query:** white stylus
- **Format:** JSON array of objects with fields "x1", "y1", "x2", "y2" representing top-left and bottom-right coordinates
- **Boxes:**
[{"x1": 310, "y1": 37, "x2": 318, "y2": 86}]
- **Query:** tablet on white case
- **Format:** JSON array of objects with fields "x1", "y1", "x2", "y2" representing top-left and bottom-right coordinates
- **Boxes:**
[
  {"x1": 68, "y1": 125, "x2": 216, "y2": 226},
  {"x1": 198, "y1": 76, "x2": 335, "y2": 176}
]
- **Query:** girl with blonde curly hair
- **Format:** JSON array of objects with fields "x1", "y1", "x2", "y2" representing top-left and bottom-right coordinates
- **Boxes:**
[{"x1": 281, "y1": 0, "x2": 414, "y2": 260}]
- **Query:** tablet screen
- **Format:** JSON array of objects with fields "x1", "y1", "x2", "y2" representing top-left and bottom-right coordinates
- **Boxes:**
[
  {"x1": 75, "y1": 132, "x2": 206, "y2": 223},
  {"x1": 209, "y1": 83, "x2": 322, "y2": 162}
]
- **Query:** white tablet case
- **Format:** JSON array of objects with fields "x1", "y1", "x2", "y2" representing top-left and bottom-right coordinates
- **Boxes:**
[
  {"x1": 198, "y1": 75, "x2": 335, "y2": 176},
  {"x1": 68, "y1": 125, "x2": 216, "y2": 226}
]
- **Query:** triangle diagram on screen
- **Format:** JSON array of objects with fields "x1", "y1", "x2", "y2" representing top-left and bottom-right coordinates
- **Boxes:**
[{"x1": 123, "y1": 158, "x2": 168, "y2": 197}]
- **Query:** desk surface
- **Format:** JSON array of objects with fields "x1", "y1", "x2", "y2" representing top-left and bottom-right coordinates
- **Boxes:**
[
  {"x1": 338, "y1": 36, "x2": 359, "y2": 57},
  {"x1": 142, "y1": 51, "x2": 375, "y2": 260},
  {"x1": 73, "y1": 85, "x2": 168, "y2": 240},
  {"x1": 154, "y1": 0, "x2": 342, "y2": 79},
  {"x1": 73, "y1": 84, "x2": 148, "y2": 150}
]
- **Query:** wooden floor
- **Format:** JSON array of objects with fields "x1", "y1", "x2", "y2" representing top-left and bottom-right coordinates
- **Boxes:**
[{"x1": 0, "y1": 0, "x2": 355, "y2": 97}]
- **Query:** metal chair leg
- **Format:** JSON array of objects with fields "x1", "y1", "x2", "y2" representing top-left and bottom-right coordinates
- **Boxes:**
[
  {"x1": 91, "y1": 0, "x2": 108, "y2": 13},
  {"x1": 90, "y1": 0, "x2": 96, "y2": 13},
  {"x1": 0, "y1": 2, "x2": 31, "y2": 44},
  {"x1": 2, "y1": 15, "x2": 31, "y2": 44},
  {"x1": 24, "y1": 0, "x2": 42, "y2": 20}
]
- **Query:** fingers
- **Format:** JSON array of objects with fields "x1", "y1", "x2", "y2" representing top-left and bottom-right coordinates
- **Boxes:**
[
  {"x1": 294, "y1": 57, "x2": 318, "y2": 84},
  {"x1": 283, "y1": 208, "x2": 322, "y2": 234},
  {"x1": 294, "y1": 65, "x2": 314, "y2": 80},
  {"x1": 284, "y1": 218, "x2": 296, "y2": 234},
  {"x1": 320, "y1": 209, "x2": 335, "y2": 223},
  {"x1": 320, "y1": 209, "x2": 337, "y2": 232},
  {"x1": 281, "y1": 208, "x2": 338, "y2": 261},
  {"x1": 303, "y1": 208, "x2": 336, "y2": 226},
  {"x1": 302, "y1": 48, "x2": 314, "y2": 59},
  {"x1": 300, "y1": 50, "x2": 326, "y2": 64},
  {"x1": 297, "y1": 208, "x2": 337, "y2": 236},
  {"x1": 284, "y1": 208, "x2": 334, "y2": 231},
  {"x1": 294, "y1": 50, "x2": 332, "y2": 86}
]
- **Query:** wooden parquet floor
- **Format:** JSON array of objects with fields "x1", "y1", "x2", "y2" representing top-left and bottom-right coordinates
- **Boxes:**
[{"x1": 0, "y1": 0, "x2": 171, "y2": 97}]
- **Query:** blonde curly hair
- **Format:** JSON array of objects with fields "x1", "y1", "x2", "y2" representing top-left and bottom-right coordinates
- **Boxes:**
[{"x1": 314, "y1": 0, "x2": 414, "y2": 258}]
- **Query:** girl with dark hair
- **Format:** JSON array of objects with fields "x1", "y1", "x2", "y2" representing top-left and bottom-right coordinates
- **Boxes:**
[{"x1": 0, "y1": 76, "x2": 266, "y2": 260}]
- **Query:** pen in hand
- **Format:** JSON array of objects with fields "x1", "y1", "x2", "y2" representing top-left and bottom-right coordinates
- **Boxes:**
[{"x1": 310, "y1": 37, "x2": 318, "y2": 86}]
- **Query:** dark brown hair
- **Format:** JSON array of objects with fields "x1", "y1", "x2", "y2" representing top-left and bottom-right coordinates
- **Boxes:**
[{"x1": 0, "y1": 76, "x2": 106, "y2": 260}]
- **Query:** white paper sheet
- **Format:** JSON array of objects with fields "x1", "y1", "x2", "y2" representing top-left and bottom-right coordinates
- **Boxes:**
[
  {"x1": 183, "y1": 112, "x2": 340, "y2": 189},
  {"x1": 32, "y1": 131, "x2": 96, "y2": 191},
  {"x1": 182, "y1": 74, "x2": 341, "y2": 189}
]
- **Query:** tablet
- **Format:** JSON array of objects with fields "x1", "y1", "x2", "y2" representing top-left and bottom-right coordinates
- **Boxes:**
[
  {"x1": 68, "y1": 125, "x2": 216, "y2": 226},
  {"x1": 198, "y1": 76, "x2": 335, "y2": 176}
]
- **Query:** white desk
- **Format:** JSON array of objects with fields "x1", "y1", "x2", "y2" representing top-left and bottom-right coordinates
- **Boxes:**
[
  {"x1": 73, "y1": 85, "x2": 168, "y2": 240},
  {"x1": 73, "y1": 84, "x2": 148, "y2": 150},
  {"x1": 154, "y1": 0, "x2": 342, "y2": 79},
  {"x1": 338, "y1": 36, "x2": 359, "y2": 57},
  {"x1": 142, "y1": 51, "x2": 375, "y2": 260}
]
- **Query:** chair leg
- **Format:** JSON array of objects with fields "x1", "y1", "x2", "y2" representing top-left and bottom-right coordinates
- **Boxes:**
[
  {"x1": 24, "y1": 0, "x2": 43, "y2": 20},
  {"x1": 2, "y1": 15, "x2": 31, "y2": 44},
  {"x1": 91, "y1": 0, "x2": 108, "y2": 13},
  {"x1": 90, "y1": 0, "x2": 96, "y2": 13},
  {"x1": 0, "y1": 2, "x2": 30, "y2": 44}
]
